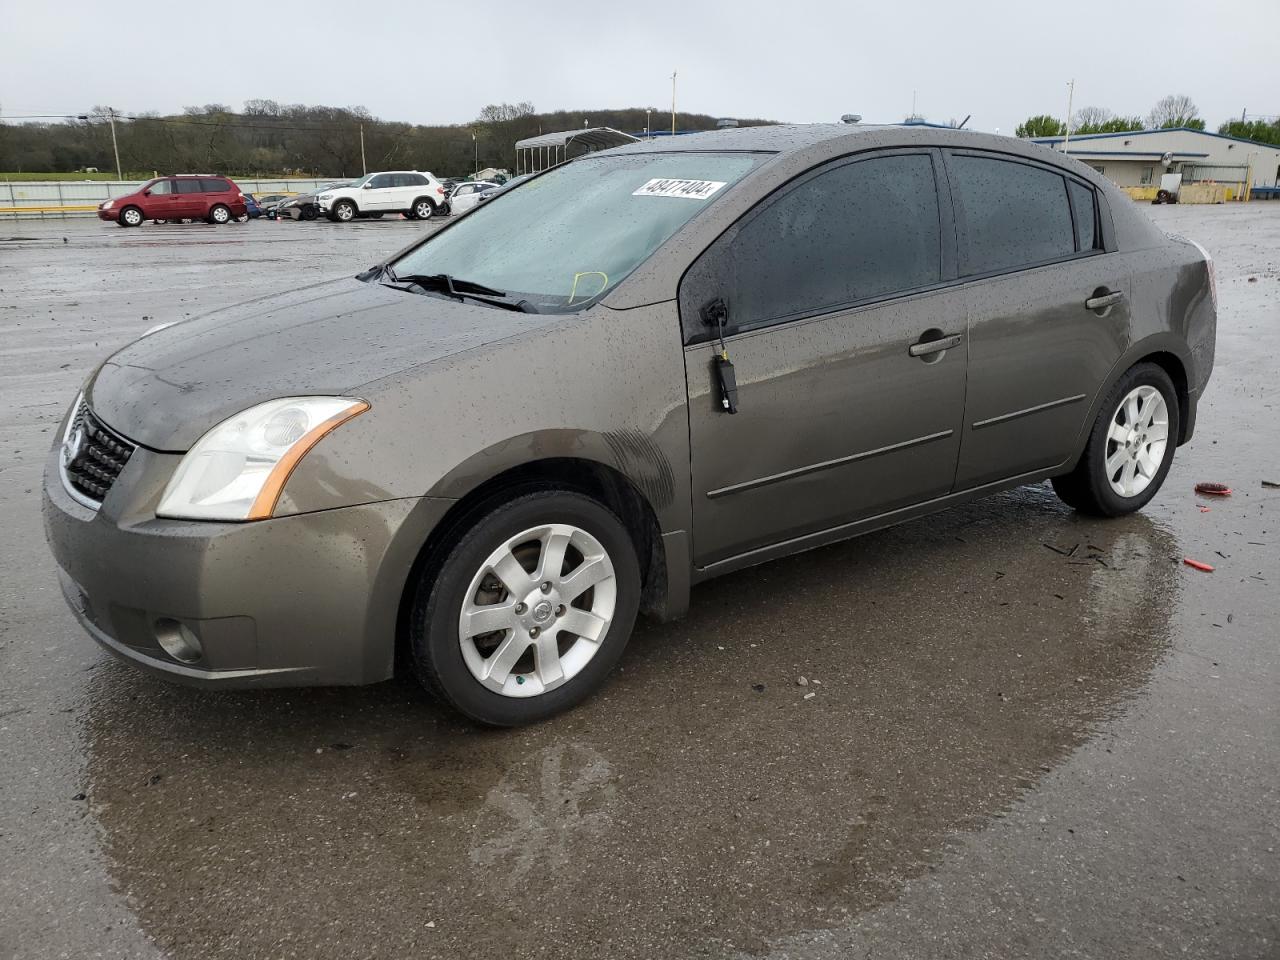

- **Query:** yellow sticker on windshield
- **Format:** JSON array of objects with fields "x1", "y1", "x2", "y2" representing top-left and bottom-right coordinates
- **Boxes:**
[{"x1": 632, "y1": 178, "x2": 727, "y2": 200}]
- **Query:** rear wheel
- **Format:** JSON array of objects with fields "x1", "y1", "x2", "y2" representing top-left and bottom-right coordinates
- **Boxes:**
[
  {"x1": 411, "y1": 198, "x2": 436, "y2": 220},
  {"x1": 118, "y1": 206, "x2": 143, "y2": 227},
  {"x1": 409, "y1": 490, "x2": 641, "y2": 726},
  {"x1": 1051, "y1": 363, "x2": 1179, "y2": 516},
  {"x1": 208, "y1": 204, "x2": 231, "y2": 225}
]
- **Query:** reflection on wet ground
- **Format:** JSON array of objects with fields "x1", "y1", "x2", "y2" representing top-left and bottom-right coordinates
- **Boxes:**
[{"x1": 81, "y1": 486, "x2": 1177, "y2": 959}]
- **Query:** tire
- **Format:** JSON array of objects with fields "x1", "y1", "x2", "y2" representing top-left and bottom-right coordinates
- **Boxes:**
[
  {"x1": 1051, "y1": 362, "x2": 1180, "y2": 517},
  {"x1": 411, "y1": 197, "x2": 436, "y2": 221},
  {"x1": 409, "y1": 490, "x2": 641, "y2": 726},
  {"x1": 208, "y1": 204, "x2": 231, "y2": 225},
  {"x1": 331, "y1": 199, "x2": 356, "y2": 223},
  {"x1": 301, "y1": 205, "x2": 318, "y2": 221},
  {"x1": 118, "y1": 206, "x2": 143, "y2": 227}
]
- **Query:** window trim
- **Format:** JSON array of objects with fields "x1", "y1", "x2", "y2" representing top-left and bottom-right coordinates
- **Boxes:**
[
  {"x1": 941, "y1": 148, "x2": 1107, "y2": 282},
  {"x1": 679, "y1": 147, "x2": 956, "y2": 345}
]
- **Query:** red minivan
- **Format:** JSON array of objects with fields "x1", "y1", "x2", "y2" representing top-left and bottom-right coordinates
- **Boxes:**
[{"x1": 98, "y1": 175, "x2": 248, "y2": 227}]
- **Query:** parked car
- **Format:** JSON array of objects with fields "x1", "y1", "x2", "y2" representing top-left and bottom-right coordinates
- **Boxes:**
[
  {"x1": 47, "y1": 125, "x2": 1216, "y2": 727},
  {"x1": 255, "y1": 193, "x2": 291, "y2": 218},
  {"x1": 318, "y1": 171, "x2": 448, "y2": 222},
  {"x1": 276, "y1": 183, "x2": 351, "y2": 221},
  {"x1": 446, "y1": 180, "x2": 499, "y2": 215},
  {"x1": 474, "y1": 174, "x2": 531, "y2": 208},
  {"x1": 242, "y1": 194, "x2": 263, "y2": 220},
  {"x1": 98, "y1": 175, "x2": 248, "y2": 227}
]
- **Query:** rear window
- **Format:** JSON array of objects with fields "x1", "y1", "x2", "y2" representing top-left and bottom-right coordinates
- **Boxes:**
[
  {"x1": 951, "y1": 155, "x2": 1076, "y2": 275},
  {"x1": 201, "y1": 178, "x2": 231, "y2": 193},
  {"x1": 175, "y1": 179, "x2": 204, "y2": 194}
]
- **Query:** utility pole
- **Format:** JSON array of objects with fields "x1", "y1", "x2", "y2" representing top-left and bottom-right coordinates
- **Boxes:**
[
  {"x1": 108, "y1": 107, "x2": 122, "y2": 180},
  {"x1": 1062, "y1": 79, "x2": 1075, "y2": 155},
  {"x1": 671, "y1": 70, "x2": 677, "y2": 136},
  {"x1": 359, "y1": 123, "x2": 367, "y2": 175},
  {"x1": 646, "y1": 109, "x2": 652, "y2": 139},
  {"x1": 472, "y1": 130, "x2": 478, "y2": 175}
]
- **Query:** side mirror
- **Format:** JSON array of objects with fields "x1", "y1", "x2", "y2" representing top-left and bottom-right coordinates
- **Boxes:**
[
  {"x1": 142, "y1": 189, "x2": 151, "y2": 196},
  {"x1": 362, "y1": 182, "x2": 374, "y2": 189}
]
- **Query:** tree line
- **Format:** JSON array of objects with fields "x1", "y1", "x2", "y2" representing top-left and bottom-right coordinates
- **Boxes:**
[
  {"x1": 0, "y1": 101, "x2": 774, "y2": 179},
  {"x1": 1015, "y1": 93, "x2": 1280, "y2": 145}
]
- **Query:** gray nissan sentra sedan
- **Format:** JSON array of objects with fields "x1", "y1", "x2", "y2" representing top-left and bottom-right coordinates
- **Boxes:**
[{"x1": 44, "y1": 124, "x2": 1217, "y2": 725}]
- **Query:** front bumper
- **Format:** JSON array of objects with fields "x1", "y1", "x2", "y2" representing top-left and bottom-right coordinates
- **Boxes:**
[
  {"x1": 43, "y1": 441, "x2": 452, "y2": 688},
  {"x1": 97, "y1": 208, "x2": 116, "y2": 221}
]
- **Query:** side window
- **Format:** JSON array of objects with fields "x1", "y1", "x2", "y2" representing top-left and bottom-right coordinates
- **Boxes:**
[
  {"x1": 369, "y1": 174, "x2": 393, "y2": 188},
  {"x1": 718, "y1": 153, "x2": 942, "y2": 331},
  {"x1": 175, "y1": 179, "x2": 204, "y2": 194},
  {"x1": 148, "y1": 179, "x2": 173, "y2": 195},
  {"x1": 408, "y1": 173, "x2": 428, "y2": 186},
  {"x1": 200, "y1": 178, "x2": 230, "y2": 192},
  {"x1": 950, "y1": 155, "x2": 1075, "y2": 275},
  {"x1": 1067, "y1": 180, "x2": 1099, "y2": 252}
]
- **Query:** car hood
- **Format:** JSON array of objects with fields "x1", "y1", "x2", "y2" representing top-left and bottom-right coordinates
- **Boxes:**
[{"x1": 88, "y1": 277, "x2": 557, "y2": 451}]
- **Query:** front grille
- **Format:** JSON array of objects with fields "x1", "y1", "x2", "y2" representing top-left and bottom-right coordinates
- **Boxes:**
[{"x1": 61, "y1": 400, "x2": 136, "y2": 507}]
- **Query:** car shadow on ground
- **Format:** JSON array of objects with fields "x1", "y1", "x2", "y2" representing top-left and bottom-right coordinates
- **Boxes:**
[{"x1": 77, "y1": 483, "x2": 1179, "y2": 959}]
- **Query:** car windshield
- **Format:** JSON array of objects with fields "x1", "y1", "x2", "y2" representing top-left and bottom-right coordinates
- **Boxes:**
[
  {"x1": 346, "y1": 175, "x2": 375, "y2": 188},
  {"x1": 391, "y1": 152, "x2": 764, "y2": 309}
]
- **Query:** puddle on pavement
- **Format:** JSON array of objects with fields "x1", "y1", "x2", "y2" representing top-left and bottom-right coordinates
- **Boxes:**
[{"x1": 78, "y1": 484, "x2": 1179, "y2": 959}]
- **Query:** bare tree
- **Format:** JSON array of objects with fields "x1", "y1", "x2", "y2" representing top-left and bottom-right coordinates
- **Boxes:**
[
  {"x1": 1147, "y1": 94, "x2": 1201, "y2": 130},
  {"x1": 1072, "y1": 105, "x2": 1113, "y2": 134}
]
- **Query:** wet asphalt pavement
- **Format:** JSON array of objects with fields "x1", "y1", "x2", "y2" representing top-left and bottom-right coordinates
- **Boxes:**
[{"x1": 1, "y1": 207, "x2": 1278, "y2": 960}]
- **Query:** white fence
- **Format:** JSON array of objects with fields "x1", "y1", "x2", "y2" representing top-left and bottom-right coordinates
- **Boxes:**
[{"x1": 0, "y1": 179, "x2": 333, "y2": 219}]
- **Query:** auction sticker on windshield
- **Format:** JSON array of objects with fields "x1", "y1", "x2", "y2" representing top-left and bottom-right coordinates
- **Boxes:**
[{"x1": 632, "y1": 178, "x2": 727, "y2": 200}]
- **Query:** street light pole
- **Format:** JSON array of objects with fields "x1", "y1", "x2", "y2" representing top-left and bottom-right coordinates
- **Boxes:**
[
  {"x1": 108, "y1": 107, "x2": 122, "y2": 180},
  {"x1": 359, "y1": 123, "x2": 367, "y2": 175},
  {"x1": 1062, "y1": 79, "x2": 1075, "y2": 156},
  {"x1": 472, "y1": 130, "x2": 478, "y2": 175},
  {"x1": 670, "y1": 70, "x2": 677, "y2": 136}
]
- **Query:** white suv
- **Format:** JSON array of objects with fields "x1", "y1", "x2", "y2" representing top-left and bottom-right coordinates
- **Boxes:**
[{"x1": 317, "y1": 171, "x2": 448, "y2": 222}]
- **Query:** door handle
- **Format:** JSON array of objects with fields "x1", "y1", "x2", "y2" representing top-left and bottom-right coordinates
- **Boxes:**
[
  {"x1": 1085, "y1": 291, "x2": 1124, "y2": 311},
  {"x1": 909, "y1": 333, "x2": 963, "y2": 357}
]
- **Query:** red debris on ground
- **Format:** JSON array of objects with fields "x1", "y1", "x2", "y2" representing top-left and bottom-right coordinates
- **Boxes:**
[
  {"x1": 1195, "y1": 482, "x2": 1232, "y2": 496},
  {"x1": 1183, "y1": 558, "x2": 1215, "y2": 572}
]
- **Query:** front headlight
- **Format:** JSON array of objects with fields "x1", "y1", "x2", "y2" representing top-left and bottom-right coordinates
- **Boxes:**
[
  {"x1": 102, "y1": 199, "x2": 114, "y2": 210},
  {"x1": 157, "y1": 397, "x2": 369, "y2": 521},
  {"x1": 318, "y1": 193, "x2": 333, "y2": 201}
]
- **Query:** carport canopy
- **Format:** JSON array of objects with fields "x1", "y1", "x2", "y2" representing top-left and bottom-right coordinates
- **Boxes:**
[{"x1": 514, "y1": 127, "x2": 639, "y2": 174}]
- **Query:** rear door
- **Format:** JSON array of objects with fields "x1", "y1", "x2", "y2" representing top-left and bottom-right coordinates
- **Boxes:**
[
  {"x1": 173, "y1": 178, "x2": 206, "y2": 218},
  {"x1": 682, "y1": 149, "x2": 968, "y2": 567},
  {"x1": 945, "y1": 151, "x2": 1129, "y2": 488}
]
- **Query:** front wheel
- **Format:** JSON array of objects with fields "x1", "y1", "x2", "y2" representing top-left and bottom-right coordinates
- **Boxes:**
[
  {"x1": 409, "y1": 490, "x2": 641, "y2": 726},
  {"x1": 118, "y1": 206, "x2": 143, "y2": 227},
  {"x1": 1051, "y1": 363, "x2": 1180, "y2": 517},
  {"x1": 208, "y1": 204, "x2": 231, "y2": 224},
  {"x1": 330, "y1": 200, "x2": 356, "y2": 222}
]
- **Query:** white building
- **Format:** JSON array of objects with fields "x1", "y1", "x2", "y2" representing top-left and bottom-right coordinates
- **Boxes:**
[{"x1": 1032, "y1": 126, "x2": 1280, "y2": 191}]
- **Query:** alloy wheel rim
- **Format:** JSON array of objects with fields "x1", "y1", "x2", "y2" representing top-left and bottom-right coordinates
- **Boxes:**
[
  {"x1": 1105, "y1": 385, "x2": 1169, "y2": 498},
  {"x1": 417, "y1": 203, "x2": 431, "y2": 218},
  {"x1": 458, "y1": 523, "x2": 617, "y2": 698},
  {"x1": 338, "y1": 205, "x2": 352, "y2": 221},
  {"x1": 213, "y1": 207, "x2": 228, "y2": 222},
  {"x1": 125, "y1": 210, "x2": 140, "y2": 225}
]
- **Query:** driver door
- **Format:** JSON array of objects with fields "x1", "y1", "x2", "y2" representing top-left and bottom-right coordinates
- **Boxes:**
[
  {"x1": 680, "y1": 150, "x2": 968, "y2": 568},
  {"x1": 361, "y1": 174, "x2": 396, "y2": 211}
]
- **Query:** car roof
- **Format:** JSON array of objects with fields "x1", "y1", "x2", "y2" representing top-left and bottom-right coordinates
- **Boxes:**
[{"x1": 609, "y1": 123, "x2": 1037, "y2": 157}]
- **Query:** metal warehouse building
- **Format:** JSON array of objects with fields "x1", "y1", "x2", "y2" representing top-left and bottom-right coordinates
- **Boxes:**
[{"x1": 1032, "y1": 127, "x2": 1280, "y2": 196}]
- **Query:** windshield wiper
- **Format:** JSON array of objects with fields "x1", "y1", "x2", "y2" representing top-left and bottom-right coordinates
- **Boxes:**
[{"x1": 380, "y1": 268, "x2": 538, "y2": 313}]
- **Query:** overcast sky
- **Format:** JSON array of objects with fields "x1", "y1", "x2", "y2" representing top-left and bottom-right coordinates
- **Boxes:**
[{"x1": 4, "y1": 0, "x2": 1276, "y2": 133}]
